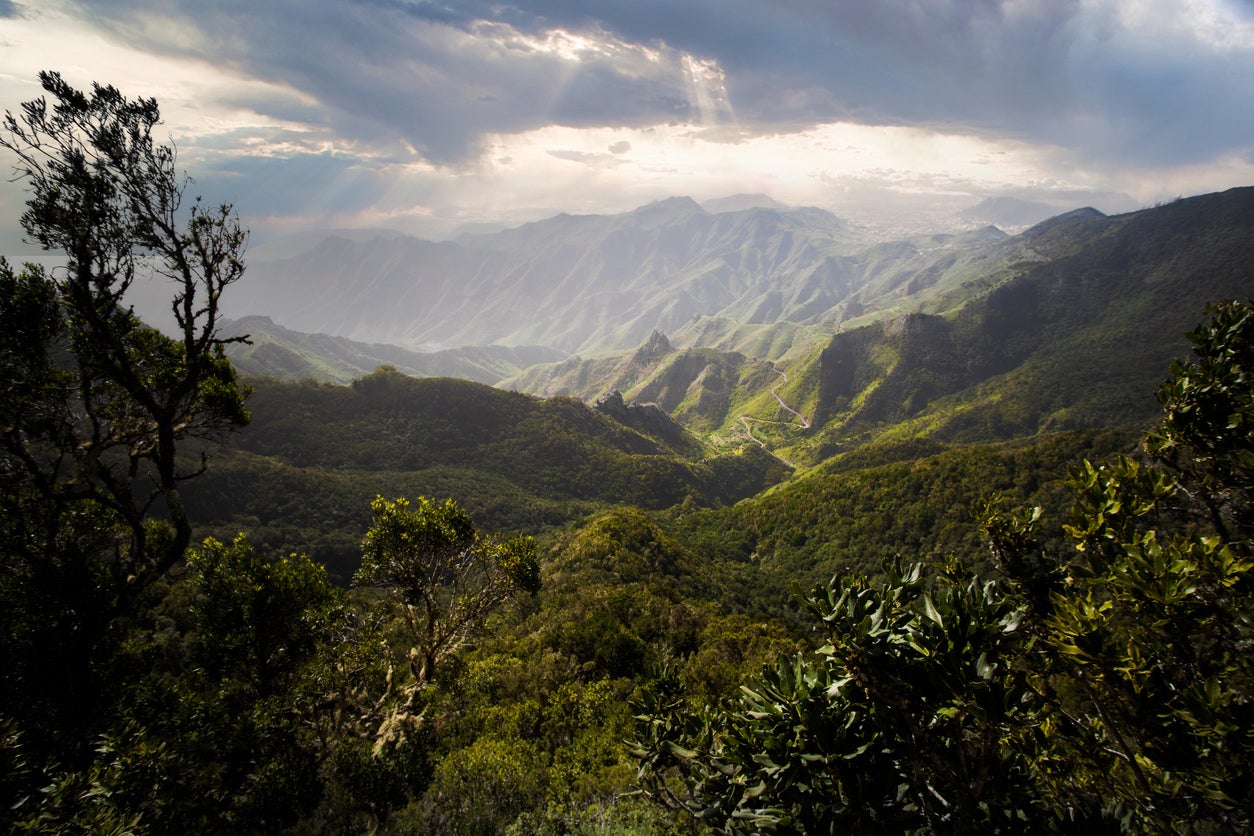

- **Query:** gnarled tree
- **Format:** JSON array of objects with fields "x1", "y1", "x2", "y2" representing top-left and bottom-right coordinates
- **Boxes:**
[
  {"x1": 0, "y1": 72, "x2": 250, "y2": 614},
  {"x1": 354, "y1": 496, "x2": 540, "y2": 750},
  {"x1": 0, "y1": 73, "x2": 250, "y2": 773}
]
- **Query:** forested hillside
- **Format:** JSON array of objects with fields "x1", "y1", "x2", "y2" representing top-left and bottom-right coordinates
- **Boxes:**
[
  {"x1": 811, "y1": 189, "x2": 1254, "y2": 440},
  {"x1": 184, "y1": 369, "x2": 787, "y2": 581},
  {"x1": 634, "y1": 301, "x2": 1254, "y2": 833},
  {"x1": 508, "y1": 188, "x2": 1254, "y2": 470}
]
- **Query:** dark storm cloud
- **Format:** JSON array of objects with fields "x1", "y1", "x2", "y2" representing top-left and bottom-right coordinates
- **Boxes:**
[
  {"x1": 66, "y1": 0, "x2": 1254, "y2": 168},
  {"x1": 68, "y1": 0, "x2": 697, "y2": 163},
  {"x1": 507, "y1": 0, "x2": 1254, "y2": 166}
]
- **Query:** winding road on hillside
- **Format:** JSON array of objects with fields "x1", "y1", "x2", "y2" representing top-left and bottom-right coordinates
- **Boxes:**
[
  {"x1": 732, "y1": 363, "x2": 811, "y2": 461},
  {"x1": 767, "y1": 365, "x2": 811, "y2": 429}
]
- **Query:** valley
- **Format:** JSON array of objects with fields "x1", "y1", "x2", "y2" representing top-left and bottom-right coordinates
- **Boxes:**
[
  {"x1": 185, "y1": 188, "x2": 1253, "y2": 829},
  {"x1": 4, "y1": 7, "x2": 1253, "y2": 825},
  {"x1": 228, "y1": 186, "x2": 1254, "y2": 469},
  {"x1": 7, "y1": 157, "x2": 1254, "y2": 832},
  {"x1": 203, "y1": 187, "x2": 1254, "y2": 618}
]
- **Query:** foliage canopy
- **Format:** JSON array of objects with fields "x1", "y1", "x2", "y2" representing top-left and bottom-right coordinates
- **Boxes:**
[{"x1": 634, "y1": 300, "x2": 1254, "y2": 833}]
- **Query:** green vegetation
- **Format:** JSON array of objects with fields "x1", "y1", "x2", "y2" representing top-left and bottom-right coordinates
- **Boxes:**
[
  {"x1": 633, "y1": 301, "x2": 1254, "y2": 832},
  {"x1": 4, "y1": 73, "x2": 1254, "y2": 833},
  {"x1": 0, "y1": 71, "x2": 251, "y2": 600},
  {"x1": 182, "y1": 369, "x2": 787, "y2": 581},
  {"x1": 222, "y1": 315, "x2": 564, "y2": 385},
  {"x1": 1, "y1": 72, "x2": 252, "y2": 817},
  {"x1": 512, "y1": 188, "x2": 1253, "y2": 470}
]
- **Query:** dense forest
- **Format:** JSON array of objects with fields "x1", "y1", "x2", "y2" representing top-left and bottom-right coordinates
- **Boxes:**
[{"x1": 3, "y1": 74, "x2": 1253, "y2": 834}]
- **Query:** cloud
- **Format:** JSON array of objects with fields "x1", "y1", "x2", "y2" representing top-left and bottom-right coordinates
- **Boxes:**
[
  {"x1": 570, "y1": 0, "x2": 1254, "y2": 167},
  {"x1": 53, "y1": 0, "x2": 1254, "y2": 175},
  {"x1": 546, "y1": 148, "x2": 627, "y2": 167},
  {"x1": 63, "y1": 0, "x2": 700, "y2": 164},
  {"x1": 2, "y1": 0, "x2": 1251, "y2": 243},
  {"x1": 197, "y1": 152, "x2": 391, "y2": 217}
]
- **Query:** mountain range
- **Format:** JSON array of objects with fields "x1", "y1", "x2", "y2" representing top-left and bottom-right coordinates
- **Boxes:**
[
  {"x1": 224, "y1": 187, "x2": 1254, "y2": 471},
  {"x1": 219, "y1": 315, "x2": 562, "y2": 385},
  {"x1": 505, "y1": 189, "x2": 1252, "y2": 465},
  {"x1": 228, "y1": 195, "x2": 1017, "y2": 356}
]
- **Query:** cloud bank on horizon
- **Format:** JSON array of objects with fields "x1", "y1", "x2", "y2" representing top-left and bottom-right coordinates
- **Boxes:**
[{"x1": 1, "y1": 0, "x2": 1252, "y2": 242}]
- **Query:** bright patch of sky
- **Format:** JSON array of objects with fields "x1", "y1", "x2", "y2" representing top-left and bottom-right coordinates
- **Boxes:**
[{"x1": 1, "y1": 0, "x2": 1252, "y2": 248}]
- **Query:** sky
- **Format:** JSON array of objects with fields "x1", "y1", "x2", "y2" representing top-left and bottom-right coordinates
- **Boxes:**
[{"x1": 1, "y1": 0, "x2": 1253, "y2": 249}]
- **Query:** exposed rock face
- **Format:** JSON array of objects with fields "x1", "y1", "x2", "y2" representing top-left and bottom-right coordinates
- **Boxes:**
[
  {"x1": 634, "y1": 330, "x2": 673, "y2": 364},
  {"x1": 595, "y1": 389, "x2": 690, "y2": 448}
]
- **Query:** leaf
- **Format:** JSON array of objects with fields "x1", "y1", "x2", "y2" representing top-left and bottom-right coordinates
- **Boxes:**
[
  {"x1": 826, "y1": 675, "x2": 855, "y2": 698},
  {"x1": 745, "y1": 780, "x2": 769, "y2": 798},
  {"x1": 665, "y1": 740, "x2": 698, "y2": 759},
  {"x1": 975, "y1": 651, "x2": 997, "y2": 680},
  {"x1": 921, "y1": 592, "x2": 944, "y2": 628}
]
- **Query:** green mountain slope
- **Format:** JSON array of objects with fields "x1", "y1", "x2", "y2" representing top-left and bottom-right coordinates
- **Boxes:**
[
  {"x1": 662, "y1": 427, "x2": 1141, "y2": 614},
  {"x1": 513, "y1": 188, "x2": 1252, "y2": 469},
  {"x1": 221, "y1": 315, "x2": 564, "y2": 384},
  {"x1": 506, "y1": 330, "x2": 813, "y2": 447},
  {"x1": 502, "y1": 329, "x2": 679, "y2": 400},
  {"x1": 794, "y1": 187, "x2": 1254, "y2": 463},
  {"x1": 184, "y1": 368, "x2": 787, "y2": 579}
]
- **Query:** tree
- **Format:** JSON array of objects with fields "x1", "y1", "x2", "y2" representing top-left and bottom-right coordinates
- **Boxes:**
[
  {"x1": 174, "y1": 535, "x2": 417, "y2": 832},
  {"x1": 0, "y1": 71, "x2": 250, "y2": 615},
  {"x1": 993, "y1": 300, "x2": 1254, "y2": 830},
  {"x1": 353, "y1": 495, "x2": 540, "y2": 750},
  {"x1": 3, "y1": 534, "x2": 414, "y2": 833},
  {"x1": 0, "y1": 71, "x2": 251, "y2": 794},
  {"x1": 1147, "y1": 299, "x2": 1254, "y2": 543}
]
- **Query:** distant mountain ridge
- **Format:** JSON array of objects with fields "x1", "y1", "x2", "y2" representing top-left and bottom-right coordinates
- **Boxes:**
[
  {"x1": 228, "y1": 197, "x2": 927, "y2": 355},
  {"x1": 700, "y1": 193, "x2": 790, "y2": 213},
  {"x1": 234, "y1": 190, "x2": 1096, "y2": 360},
  {"x1": 220, "y1": 315, "x2": 564, "y2": 385},
  {"x1": 799, "y1": 188, "x2": 1254, "y2": 459},
  {"x1": 225, "y1": 187, "x2": 1254, "y2": 475},
  {"x1": 507, "y1": 187, "x2": 1254, "y2": 466},
  {"x1": 955, "y1": 196, "x2": 1070, "y2": 230}
]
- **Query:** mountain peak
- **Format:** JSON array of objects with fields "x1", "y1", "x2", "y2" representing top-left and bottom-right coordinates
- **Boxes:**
[
  {"x1": 957, "y1": 196, "x2": 1069, "y2": 230},
  {"x1": 1053, "y1": 206, "x2": 1105, "y2": 221},
  {"x1": 631, "y1": 196, "x2": 705, "y2": 220},
  {"x1": 593, "y1": 389, "x2": 692, "y2": 450},
  {"x1": 1019, "y1": 206, "x2": 1106, "y2": 240},
  {"x1": 701, "y1": 193, "x2": 789, "y2": 213},
  {"x1": 634, "y1": 330, "x2": 673, "y2": 363}
]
